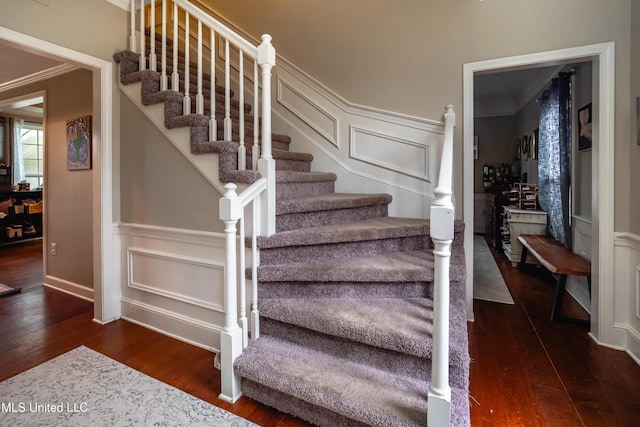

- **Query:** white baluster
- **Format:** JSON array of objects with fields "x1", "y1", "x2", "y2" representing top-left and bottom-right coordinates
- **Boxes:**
[
  {"x1": 238, "y1": 213, "x2": 248, "y2": 349},
  {"x1": 171, "y1": 2, "x2": 179, "y2": 91},
  {"x1": 209, "y1": 28, "x2": 218, "y2": 141},
  {"x1": 129, "y1": 0, "x2": 136, "y2": 52},
  {"x1": 139, "y1": 0, "x2": 145, "y2": 70},
  {"x1": 224, "y1": 39, "x2": 232, "y2": 141},
  {"x1": 250, "y1": 196, "x2": 260, "y2": 339},
  {"x1": 183, "y1": 11, "x2": 191, "y2": 115},
  {"x1": 252, "y1": 60, "x2": 259, "y2": 171},
  {"x1": 238, "y1": 50, "x2": 246, "y2": 170},
  {"x1": 149, "y1": 0, "x2": 156, "y2": 71},
  {"x1": 218, "y1": 183, "x2": 243, "y2": 403},
  {"x1": 196, "y1": 20, "x2": 204, "y2": 115},
  {"x1": 160, "y1": 0, "x2": 167, "y2": 90}
]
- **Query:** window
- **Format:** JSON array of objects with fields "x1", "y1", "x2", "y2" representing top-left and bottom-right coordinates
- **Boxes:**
[{"x1": 21, "y1": 123, "x2": 44, "y2": 189}]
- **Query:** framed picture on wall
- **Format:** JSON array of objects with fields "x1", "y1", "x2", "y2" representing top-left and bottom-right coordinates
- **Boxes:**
[
  {"x1": 66, "y1": 116, "x2": 92, "y2": 170},
  {"x1": 578, "y1": 102, "x2": 592, "y2": 151}
]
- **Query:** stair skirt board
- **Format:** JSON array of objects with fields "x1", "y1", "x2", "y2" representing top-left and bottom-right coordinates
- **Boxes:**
[{"x1": 114, "y1": 42, "x2": 469, "y2": 426}]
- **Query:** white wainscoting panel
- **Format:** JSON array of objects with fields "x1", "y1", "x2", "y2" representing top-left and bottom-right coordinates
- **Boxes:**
[
  {"x1": 277, "y1": 78, "x2": 339, "y2": 148},
  {"x1": 119, "y1": 223, "x2": 232, "y2": 352},
  {"x1": 271, "y1": 64, "x2": 445, "y2": 219},
  {"x1": 568, "y1": 216, "x2": 592, "y2": 312},
  {"x1": 128, "y1": 247, "x2": 225, "y2": 312},
  {"x1": 349, "y1": 126, "x2": 430, "y2": 181},
  {"x1": 613, "y1": 232, "x2": 640, "y2": 365}
]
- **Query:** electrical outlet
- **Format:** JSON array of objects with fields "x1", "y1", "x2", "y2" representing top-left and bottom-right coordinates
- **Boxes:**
[{"x1": 51, "y1": 242, "x2": 57, "y2": 256}]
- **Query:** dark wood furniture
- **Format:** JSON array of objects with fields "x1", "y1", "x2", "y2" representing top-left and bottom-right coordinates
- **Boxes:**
[
  {"x1": 517, "y1": 234, "x2": 591, "y2": 325},
  {"x1": 0, "y1": 190, "x2": 43, "y2": 246}
]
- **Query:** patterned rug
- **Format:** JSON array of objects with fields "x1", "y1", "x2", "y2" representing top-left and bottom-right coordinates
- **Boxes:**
[
  {"x1": 473, "y1": 235, "x2": 514, "y2": 304},
  {"x1": 0, "y1": 283, "x2": 20, "y2": 297},
  {"x1": 0, "y1": 346, "x2": 257, "y2": 426}
]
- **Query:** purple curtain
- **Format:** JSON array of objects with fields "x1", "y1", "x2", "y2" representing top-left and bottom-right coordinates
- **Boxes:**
[{"x1": 537, "y1": 73, "x2": 572, "y2": 249}]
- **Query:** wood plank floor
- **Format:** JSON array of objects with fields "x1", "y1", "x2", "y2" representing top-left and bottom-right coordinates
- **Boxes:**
[{"x1": 1, "y1": 240, "x2": 639, "y2": 426}]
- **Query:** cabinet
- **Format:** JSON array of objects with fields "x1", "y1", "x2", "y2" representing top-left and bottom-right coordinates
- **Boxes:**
[
  {"x1": 0, "y1": 190, "x2": 43, "y2": 246},
  {"x1": 501, "y1": 206, "x2": 547, "y2": 266}
]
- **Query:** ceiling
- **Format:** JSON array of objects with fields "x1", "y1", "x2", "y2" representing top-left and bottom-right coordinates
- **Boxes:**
[
  {"x1": 0, "y1": 43, "x2": 69, "y2": 117},
  {"x1": 474, "y1": 65, "x2": 565, "y2": 117}
]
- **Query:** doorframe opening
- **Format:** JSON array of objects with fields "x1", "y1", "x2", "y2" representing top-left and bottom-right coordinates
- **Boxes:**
[
  {"x1": 0, "y1": 25, "x2": 120, "y2": 324},
  {"x1": 462, "y1": 42, "x2": 616, "y2": 346}
]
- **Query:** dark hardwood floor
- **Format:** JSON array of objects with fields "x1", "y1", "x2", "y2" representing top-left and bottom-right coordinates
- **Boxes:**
[{"x1": 1, "y1": 240, "x2": 639, "y2": 426}]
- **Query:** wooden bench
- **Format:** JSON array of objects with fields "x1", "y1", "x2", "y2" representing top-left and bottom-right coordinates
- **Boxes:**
[{"x1": 517, "y1": 234, "x2": 591, "y2": 326}]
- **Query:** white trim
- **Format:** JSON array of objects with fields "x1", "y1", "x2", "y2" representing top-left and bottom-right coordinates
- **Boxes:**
[
  {"x1": 44, "y1": 275, "x2": 94, "y2": 301},
  {"x1": 0, "y1": 63, "x2": 77, "y2": 93},
  {"x1": 463, "y1": 43, "x2": 616, "y2": 346},
  {"x1": 0, "y1": 25, "x2": 118, "y2": 323}
]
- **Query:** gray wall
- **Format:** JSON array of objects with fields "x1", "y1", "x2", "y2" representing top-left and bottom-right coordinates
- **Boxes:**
[
  {"x1": 201, "y1": 0, "x2": 633, "y2": 231},
  {"x1": 120, "y1": 97, "x2": 223, "y2": 232},
  {"x1": 473, "y1": 116, "x2": 517, "y2": 194}
]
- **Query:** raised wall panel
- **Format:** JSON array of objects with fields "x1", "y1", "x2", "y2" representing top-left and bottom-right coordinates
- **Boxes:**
[
  {"x1": 349, "y1": 125, "x2": 430, "y2": 181},
  {"x1": 128, "y1": 247, "x2": 225, "y2": 312},
  {"x1": 277, "y1": 77, "x2": 339, "y2": 147}
]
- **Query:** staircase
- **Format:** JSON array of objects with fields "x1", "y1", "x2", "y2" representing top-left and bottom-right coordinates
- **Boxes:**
[{"x1": 114, "y1": 4, "x2": 469, "y2": 425}]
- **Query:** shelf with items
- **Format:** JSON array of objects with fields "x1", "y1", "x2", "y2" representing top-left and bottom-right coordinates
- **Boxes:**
[
  {"x1": 501, "y1": 206, "x2": 547, "y2": 266},
  {"x1": 502, "y1": 183, "x2": 538, "y2": 210},
  {"x1": 0, "y1": 190, "x2": 43, "y2": 246}
]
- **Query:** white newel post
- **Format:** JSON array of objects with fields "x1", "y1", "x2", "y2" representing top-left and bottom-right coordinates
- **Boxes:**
[
  {"x1": 428, "y1": 199, "x2": 453, "y2": 427},
  {"x1": 219, "y1": 184, "x2": 243, "y2": 403},
  {"x1": 257, "y1": 34, "x2": 276, "y2": 236},
  {"x1": 428, "y1": 105, "x2": 455, "y2": 426}
]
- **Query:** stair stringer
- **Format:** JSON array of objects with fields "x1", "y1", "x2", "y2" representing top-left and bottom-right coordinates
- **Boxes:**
[{"x1": 119, "y1": 79, "x2": 230, "y2": 195}]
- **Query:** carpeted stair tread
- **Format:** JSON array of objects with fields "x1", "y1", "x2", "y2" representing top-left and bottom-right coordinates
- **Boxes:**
[
  {"x1": 275, "y1": 170, "x2": 337, "y2": 184},
  {"x1": 257, "y1": 249, "x2": 434, "y2": 283},
  {"x1": 256, "y1": 248, "x2": 466, "y2": 285},
  {"x1": 271, "y1": 148, "x2": 313, "y2": 162},
  {"x1": 276, "y1": 193, "x2": 391, "y2": 215},
  {"x1": 259, "y1": 296, "x2": 468, "y2": 360},
  {"x1": 235, "y1": 334, "x2": 467, "y2": 427},
  {"x1": 256, "y1": 217, "x2": 428, "y2": 249},
  {"x1": 236, "y1": 334, "x2": 429, "y2": 426}
]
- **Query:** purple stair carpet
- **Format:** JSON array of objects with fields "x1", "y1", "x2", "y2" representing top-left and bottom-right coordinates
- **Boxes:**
[{"x1": 114, "y1": 41, "x2": 470, "y2": 426}]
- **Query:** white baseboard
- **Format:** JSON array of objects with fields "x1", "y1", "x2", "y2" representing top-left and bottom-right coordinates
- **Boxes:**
[
  {"x1": 121, "y1": 297, "x2": 221, "y2": 352},
  {"x1": 44, "y1": 275, "x2": 94, "y2": 301}
]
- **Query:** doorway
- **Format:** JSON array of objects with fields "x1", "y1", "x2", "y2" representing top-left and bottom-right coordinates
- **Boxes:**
[
  {"x1": 463, "y1": 42, "x2": 616, "y2": 346},
  {"x1": 0, "y1": 25, "x2": 118, "y2": 323}
]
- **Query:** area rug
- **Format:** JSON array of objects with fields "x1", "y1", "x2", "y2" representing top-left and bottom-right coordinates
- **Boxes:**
[
  {"x1": 473, "y1": 235, "x2": 514, "y2": 304},
  {"x1": 0, "y1": 283, "x2": 20, "y2": 297},
  {"x1": 0, "y1": 346, "x2": 258, "y2": 426}
]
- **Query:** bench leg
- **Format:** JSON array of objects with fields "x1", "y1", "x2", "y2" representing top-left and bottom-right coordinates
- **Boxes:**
[
  {"x1": 552, "y1": 274, "x2": 590, "y2": 327},
  {"x1": 518, "y1": 245, "x2": 529, "y2": 272},
  {"x1": 551, "y1": 274, "x2": 567, "y2": 322}
]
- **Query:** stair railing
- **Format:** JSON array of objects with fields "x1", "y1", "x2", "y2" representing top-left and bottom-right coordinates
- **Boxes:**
[
  {"x1": 128, "y1": 0, "x2": 277, "y2": 403},
  {"x1": 428, "y1": 105, "x2": 455, "y2": 426},
  {"x1": 128, "y1": 0, "x2": 276, "y2": 234}
]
